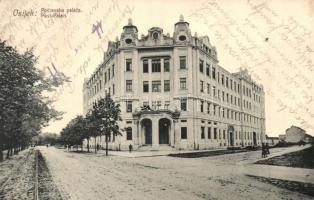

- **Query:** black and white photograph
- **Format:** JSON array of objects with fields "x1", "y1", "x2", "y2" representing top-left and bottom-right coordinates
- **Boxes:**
[{"x1": 0, "y1": 0, "x2": 314, "y2": 199}]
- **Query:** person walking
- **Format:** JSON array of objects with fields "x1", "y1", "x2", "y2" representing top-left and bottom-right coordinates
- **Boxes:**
[
  {"x1": 266, "y1": 143, "x2": 270, "y2": 156},
  {"x1": 129, "y1": 144, "x2": 133, "y2": 153},
  {"x1": 261, "y1": 143, "x2": 266, "y2": 158}
]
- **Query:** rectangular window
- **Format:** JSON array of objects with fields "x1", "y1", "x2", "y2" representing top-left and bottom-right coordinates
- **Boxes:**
[
  {"x1": 180, "y1": 78, "x2": 187, "y2": 90},
  {"x1": 181, "y1": 127, "x2": 187, "y2": 139},
  {"x1": 213, "y1": 105, "x2": 216, "y2": 115},
  {"x1": 208, "y1": 127, "x2": 211, "y2": 139},
  {"x1": 179, "y1": 56, "x2": 186, "y2": 69},
  {"x1": 152, "y1": 81, "x2": 161, "y2": 92},
  {"x1": 157, "y1": 101, "x2": 162, "y2": 110},
  {"x1": 213, "y1": 86, "x2": 216, "y2": 97},
  {"x1": 199, "y1": 59, "x2": 204, "y2": 73},
  {"x1": 207, "y1": 84, "x2": 210, "y2": 94},
  {"x1": 112, "y1": 65, "x2": 114, "y2": 77},
  {"x1": 226, "y1": 77, "x2": 229, "y2": 88},
  {"x1": 152, "y1": 59, "x2": 161, "y2": 72},
  {"x1": 212, "y1": 67, "x2": 216, "y2": 79},
  {"x1": 113, "y1": 84, "x2": 115, "y2": 95},
  {"x1": 200, "y1": 101, "x2": 204, "y2": 112},
  {"x1": 164, "y1": 80, "x2": 170, "y2": 92},
  {"x1": 164, "y1": 59, "x2": 170, "y2": 72},
  {"x1": 200, "y1": 80, "x2": 204, "y2": 92},
  {"x1": 222, "y1": 74, "x2": 224, "y2": 86},
  {"x1": 126, "y1": 59, "x2": 132, "y2": 71},
  {"x1": 126, "y1": 80, "x2": 132, "y2": 92},
  {"x1": 126, "y1": 101, "x2": 132, "y2": 112},
  {"x1": 143, "y1": 59, "x2": 149, "y2": 73},
  {"x1": 108, "y1": 69, "x2": 111, "y2": 80},
  {"x1": 164, "y1": 101, "x2": 170, "y2": 109},
  {"x1": 126, "y1": 128, "x2": 132, "y2": 140},
  {"x1": 206, "y1": 64, "x2": 210, "y2": 76},
  {"x1": 201, "y1": 127, "x2": 205, "y2": 139},
  {"x1": 217, "y1": 72, "x2": 220, "y2": 83},
  {"x1": 143, "y1": 81, "x2": 149, "y2": 93},
  {"x1": 207, "y1": 103, "x2": 210, "y2": 114},
  {"x1": 181, "y1": 98, "x2": 187, "y2": 111},
  {"x1": 105, "y1": 72, "x2": 107, "y2": 83},
  {"x1": 214, "y1": 128, "x2": 217, "y2": 139}
]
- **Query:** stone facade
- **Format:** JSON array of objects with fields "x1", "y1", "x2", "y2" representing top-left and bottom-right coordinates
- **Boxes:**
[{"x1": 83, "y1": 16, "x2": 266, "y2": 150}]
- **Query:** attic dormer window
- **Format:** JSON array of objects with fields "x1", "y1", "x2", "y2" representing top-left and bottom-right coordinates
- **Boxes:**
[
  {"x1": 125, "y1": 38, "x2": 132, "y2": 44},
  {"x1": 179, "y1": 35, "x2": 186, "y2": 41},
  {"x1": 153, "y1": 32, "x2": 159, "y2": 40}
]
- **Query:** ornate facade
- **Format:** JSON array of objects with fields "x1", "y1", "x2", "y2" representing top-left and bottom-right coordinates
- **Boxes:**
[{"x1": 83, "y1": 16, "x2": 266, "y2": 150}]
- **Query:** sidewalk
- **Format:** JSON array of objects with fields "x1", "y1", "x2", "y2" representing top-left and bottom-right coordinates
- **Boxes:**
[
  {"x1": 101, "y1": 148, "x2": 226, "y2": 158},
  {"x1": 244, "y1": 164, "x2": 314, "y2": 183},
  {"x1": 244, "y1": 145, "x2": 314, "y2": 184}
]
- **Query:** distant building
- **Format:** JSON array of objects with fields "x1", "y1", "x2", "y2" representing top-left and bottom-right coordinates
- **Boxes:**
[
  {"x1": 285, "y1": 126, "x2": 306, "y2": 143},
  {"x1": 266, "y1": 135, "x2": 279, "y2": 146},
  {"x1": 304, "y1": 134, "x2": 314, "y2": 143},
  {"x1": 278, "y1": 134, "x2": 286, "y2": 141},
  {"x1": 83, "y1": 16, "x2": 266, "y2": 150}
]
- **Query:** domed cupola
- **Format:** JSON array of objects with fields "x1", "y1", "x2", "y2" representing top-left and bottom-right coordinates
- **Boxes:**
[
  {"x1": 120, "y1": 18, "x2": 138, "y2": 46},
  {"x1": 173, "y1": 15, "x2": 191, "y2": 44}
]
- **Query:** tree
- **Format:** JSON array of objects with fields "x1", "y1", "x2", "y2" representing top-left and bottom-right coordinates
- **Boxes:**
[
  {"x1": 59, "y1": 116, "x2": 87, "y2": 151},
  {"x1": 90, "y1": 94, "x2": 122, "y2": 156},
  {"x1": 0, "y1": 40, "x2": 64, "y2": 161}
]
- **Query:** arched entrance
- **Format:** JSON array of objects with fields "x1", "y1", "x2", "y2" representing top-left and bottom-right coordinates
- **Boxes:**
[
  {"x1": 159, "y1": 118, "x2": 171, "y2": 144},
  {"x1": 141, "y1": 119, "x2": 152, "y2": 144}
]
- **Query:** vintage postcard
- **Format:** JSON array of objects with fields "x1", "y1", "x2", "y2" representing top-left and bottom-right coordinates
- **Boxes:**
[{"x1": 0, "y1": 0, "x2": 313, "y2": 199}]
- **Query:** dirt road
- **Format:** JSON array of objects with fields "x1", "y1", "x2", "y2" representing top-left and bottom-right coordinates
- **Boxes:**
[{"x1": 39, "y1": 146, "x2": 313, "y2": 200}]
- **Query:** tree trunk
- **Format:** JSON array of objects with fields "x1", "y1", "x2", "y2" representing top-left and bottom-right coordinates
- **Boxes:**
[
  {"x1": 14, "y1": 147, "x2": 18, "y2": 155},
  {"x1": 0, "y1": 144, "x2": 3, "y2": 162},
  {"x1": 94, "y1": 137, "x2": 97, "y2": 153},
  {"x1": 105, "y1": 134, "x2": 109, "y2": 156},
  {"x1": 10, "y1": 148, "x2": 13, "y2": 156},
  {"x1": 81, "y1": 142, "x2": 83, "y2": 151},
  {"x1": 87, "y1": 139, "x2": 90, "y2": 152},
  {"x1": 6, "y1": 148, "x2": 10, "y2": 159}
]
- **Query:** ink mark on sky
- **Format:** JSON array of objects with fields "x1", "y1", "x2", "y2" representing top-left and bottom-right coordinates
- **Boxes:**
[
  {"x1": 92, "y1": 20, "x2": 103, "y2": 39},
  {"x1": 47, "y1": 63, "x2": 71, "y2": 87}
]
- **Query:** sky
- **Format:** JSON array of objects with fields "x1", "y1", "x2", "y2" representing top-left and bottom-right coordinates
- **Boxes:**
[{"x1": 1, "y1": 0, "x2": 314, "y2": 136}]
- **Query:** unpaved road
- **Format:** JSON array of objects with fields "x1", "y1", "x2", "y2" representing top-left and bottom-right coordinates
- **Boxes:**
[{"x1": 39, "y1": 146, "x2": 313, "y2": 200}]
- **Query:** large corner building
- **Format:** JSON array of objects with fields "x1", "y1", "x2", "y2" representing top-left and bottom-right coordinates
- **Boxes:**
[{"x1": 83, "y1": 16, "x2": 266, "y2": 150}]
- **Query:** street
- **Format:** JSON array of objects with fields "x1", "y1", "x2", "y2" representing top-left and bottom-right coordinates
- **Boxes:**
[{"x1": 39, "y1": 146, "x2": 314, "y2": 200}]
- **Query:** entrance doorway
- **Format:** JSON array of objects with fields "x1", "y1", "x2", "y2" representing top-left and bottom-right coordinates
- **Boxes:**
[
  {"x1": 253, "y1": 132, "x2": 257, "y2": 146},
  {"x1": 229, "y1": 132, "x2": 234, "y2": 146},
  {"x1": 159, "y1": 118, "x2": 171, "y2": 144},
  {"x1": 141, "y1": 119, "x2": 152, "y2": 144}
]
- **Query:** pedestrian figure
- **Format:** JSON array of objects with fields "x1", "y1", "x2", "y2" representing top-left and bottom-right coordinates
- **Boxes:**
[
  {"x1": 129, "y1": 144, "x2": 133, "y2": 153},
  {"x1": 261, "y1": 143, "x2": 266, "y2": 158},
  {"x1": 266, "y1": 143, "x2": 270, "y2": 155}
]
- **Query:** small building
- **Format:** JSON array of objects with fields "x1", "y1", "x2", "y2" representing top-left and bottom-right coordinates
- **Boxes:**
[
  {"x1": 285, "y1": 126, "x2": 306, "y2": 143},
  {"x1": 278, "y1": 134, "x2": 286, "y2": 141},
  {"x1": 266, "y1": 135, "x2": 279, "y2": 146},
  {"x1": 304, "y1": 134, "x2": 314, "y2": 143}
]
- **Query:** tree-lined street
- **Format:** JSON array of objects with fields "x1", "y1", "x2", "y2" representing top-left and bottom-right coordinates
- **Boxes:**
[{"x1": 38, "y1": 146, "x2": 314, "y2": 200}]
